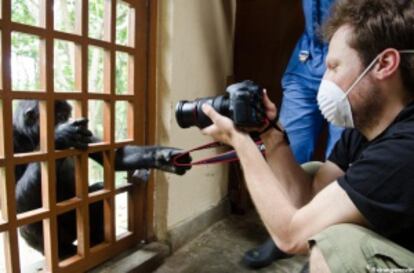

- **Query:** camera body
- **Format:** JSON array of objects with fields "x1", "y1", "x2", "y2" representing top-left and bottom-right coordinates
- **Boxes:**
[{"x1": 175, "y1": 80, "x2": 266, "y2": 129}]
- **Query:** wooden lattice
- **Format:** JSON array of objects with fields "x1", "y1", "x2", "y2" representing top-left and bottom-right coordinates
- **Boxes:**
[{"x1": 0, "y1": 0, "x2": 153, "y2": 272}]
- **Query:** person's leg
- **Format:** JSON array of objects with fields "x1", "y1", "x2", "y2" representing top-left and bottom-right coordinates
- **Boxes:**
[
  {"x1": 279, "y1": 84, "x2": 324, "y2": 164},
  {"x1": 309, "y1": 224, "x2": 414, "y2": 273},
  {"x1": 309, "y1": 247, "x2": 330, "y2": 273}
]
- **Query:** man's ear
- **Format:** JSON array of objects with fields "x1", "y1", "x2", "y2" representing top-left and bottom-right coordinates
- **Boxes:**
[{"x1": 374, "y1": 48, "x2": 400, "y2": 80}]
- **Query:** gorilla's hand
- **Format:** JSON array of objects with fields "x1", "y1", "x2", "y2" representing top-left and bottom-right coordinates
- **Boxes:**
[
  {"x1": 55, "y1": 118, "x2": 93, "y2": 150},
  {"x1": 154, "y1": 148, "x2": 192, "y2": 175}
]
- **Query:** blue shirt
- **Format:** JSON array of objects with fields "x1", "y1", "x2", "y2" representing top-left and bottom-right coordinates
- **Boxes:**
[{"x1": 282, "y1": 0, "x2": 335, "y2": 89}]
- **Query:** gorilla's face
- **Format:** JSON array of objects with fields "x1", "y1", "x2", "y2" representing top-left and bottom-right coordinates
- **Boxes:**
[{"x1": 13, "y1": 100, "x2": 72, "y2": 141}]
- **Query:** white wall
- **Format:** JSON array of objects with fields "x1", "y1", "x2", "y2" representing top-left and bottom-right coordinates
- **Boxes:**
[{"x1": 154, "y1": 0, "x2": 236, "y2": 239}]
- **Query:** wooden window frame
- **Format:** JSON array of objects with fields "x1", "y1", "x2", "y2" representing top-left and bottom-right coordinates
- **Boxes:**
[{"x1": 0, "y1": 0, "x2": 156, "y2": 272}]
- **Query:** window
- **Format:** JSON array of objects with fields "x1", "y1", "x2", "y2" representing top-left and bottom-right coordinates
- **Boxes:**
[{"x1": 0, "y1": 0, "x2": 152, "y2": 272}]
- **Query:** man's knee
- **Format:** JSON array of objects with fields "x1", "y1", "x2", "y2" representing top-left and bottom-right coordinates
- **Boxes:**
[
  {"x1": 309, "y1": 224, "x2": 369, "y2": 273},
  {"x1": 309, "y1": 224, "x2": 414, "y2": 273},
  {"x1": 309, "y1": 246, "x2": 331, "y2": 273}
]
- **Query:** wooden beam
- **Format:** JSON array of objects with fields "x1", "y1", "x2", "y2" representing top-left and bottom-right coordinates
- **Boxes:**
[
  {"x1": 144, "y1": 0, "x2": 158, "y2": 242},
  {"x1": 1, "y1": 0, "x2": 22, "y2": 270}
]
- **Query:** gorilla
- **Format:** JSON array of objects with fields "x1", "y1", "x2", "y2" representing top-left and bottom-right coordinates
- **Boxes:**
[{"x1": 13, "y1": 100, "x2": 190, "y2": 259}]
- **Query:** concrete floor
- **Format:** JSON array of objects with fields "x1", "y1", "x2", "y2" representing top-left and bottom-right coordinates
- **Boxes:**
[{"x1": 153, "y1": 211, "x2": 308, "y2": 273}]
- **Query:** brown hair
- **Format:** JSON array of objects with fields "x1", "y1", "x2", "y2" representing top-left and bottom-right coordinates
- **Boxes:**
[{"x1": 323, "y1": 0, "x2": 414, "y2": 92}]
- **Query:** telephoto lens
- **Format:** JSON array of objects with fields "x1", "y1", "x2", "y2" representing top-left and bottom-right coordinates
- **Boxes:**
[
  {"x1": 175, "y1": 80, "x2": 265, "y2": 129},
  {"x1": 175, "y1": 96, "x2": 229, "y2": 129}
]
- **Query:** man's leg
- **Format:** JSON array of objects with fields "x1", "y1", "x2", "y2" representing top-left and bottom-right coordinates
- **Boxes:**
[
  {"x1": 309, "y1": 224, "x2": 414, "y2": 273},
  {"x1": 309, "y1": 246, "x2": 331, "y2": 273}
]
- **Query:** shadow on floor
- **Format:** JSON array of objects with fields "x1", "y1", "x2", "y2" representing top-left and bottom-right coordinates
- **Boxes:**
[{"x1": 153, "y1": 211, "x2": 307, "y2": 273}]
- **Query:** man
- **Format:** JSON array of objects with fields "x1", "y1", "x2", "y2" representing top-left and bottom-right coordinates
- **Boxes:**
[
  {"x1": 200, "y1": 0, "x2": 414, "y2": 271},
  {"x1": 244, "y1": 0, "x2": 343, "y2": 268}
]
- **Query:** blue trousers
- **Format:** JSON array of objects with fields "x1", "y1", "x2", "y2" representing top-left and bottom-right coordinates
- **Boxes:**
[{"x1": 279, "y1": 81, "x2": 343, "y2": 164}]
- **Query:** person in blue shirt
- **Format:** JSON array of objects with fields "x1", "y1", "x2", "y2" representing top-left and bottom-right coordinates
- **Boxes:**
[
  {"x1": 242, "y1": 0, "x2": 343, "y2": 269},
  {"x1": 281, "y1": 0, "x2": 343, "y2": 164}
]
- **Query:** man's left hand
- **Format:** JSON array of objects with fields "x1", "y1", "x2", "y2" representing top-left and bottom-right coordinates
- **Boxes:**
[{"x1": 201, "y1": 104, "x2": 248, "y2": 146}]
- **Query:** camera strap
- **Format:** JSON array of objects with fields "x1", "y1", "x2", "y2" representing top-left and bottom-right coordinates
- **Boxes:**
[
  {"x1": 172, "y1": 140, "x2": 265, "y2": 166},
  {"x1": 251, "y1": 103, "x2": 290, "y2": 145},
  {"x1": 259, "y1": 117, "x2": 290, "y2": 145}
]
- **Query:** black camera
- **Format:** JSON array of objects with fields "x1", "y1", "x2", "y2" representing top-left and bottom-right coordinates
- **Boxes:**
[{"x1": 175, "y1": 80, "x2": 266, "y2": 129}]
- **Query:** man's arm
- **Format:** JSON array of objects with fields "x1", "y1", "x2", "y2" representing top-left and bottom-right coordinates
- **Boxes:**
[
  {"x1": 233, "y1": 132, "x2": 368, "y2": 254},
  {"x1": 262, "y1": 129, "x2": 346, "y2": 206},
  {"x1": 261, "y1": 129, "x2": 313, "y2": 207},
  {"x1": 201, "y1": 104, "x2": 368, "y2": 255}
]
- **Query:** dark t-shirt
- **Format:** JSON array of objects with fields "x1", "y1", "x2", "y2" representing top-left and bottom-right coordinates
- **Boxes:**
[{"x1": 328, "y1": 102, "x2": 414, "y2": 252}]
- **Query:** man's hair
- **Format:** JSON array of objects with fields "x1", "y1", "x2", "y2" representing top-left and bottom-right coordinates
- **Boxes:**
[{"x1": 323, "y1": 0, "x2": 414, "y2": 92}]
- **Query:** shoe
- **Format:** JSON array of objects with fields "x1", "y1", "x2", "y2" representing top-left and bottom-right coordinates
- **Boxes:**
[
  {"x1": 242, "y1": 237, "x2": 290, "y2": 269},
  {"x1": 300, "y1": 262, "x2": 309, "y2": 273}
]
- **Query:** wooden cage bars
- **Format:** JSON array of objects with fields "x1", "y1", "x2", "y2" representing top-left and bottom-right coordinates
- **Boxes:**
[{"x1": 0, "y1": 0, "x2": 152, "y2": 272}]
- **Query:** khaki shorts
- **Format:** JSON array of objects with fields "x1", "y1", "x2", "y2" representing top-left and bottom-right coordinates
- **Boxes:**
[{"x1": 309, "y1": 224, "x2": 414, "y2": 273}]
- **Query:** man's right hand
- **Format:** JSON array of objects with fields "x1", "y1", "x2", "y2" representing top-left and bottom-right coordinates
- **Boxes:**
[
  {"x1": 262, "y1": 89, "x2": 278, "y2": 123},
  {"x1": 245, "y1": 89, "x2": 279, "y2": 135}
]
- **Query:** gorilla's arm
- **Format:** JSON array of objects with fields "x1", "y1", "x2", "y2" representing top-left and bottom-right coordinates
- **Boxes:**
[
  {"x1": 15, "y1": 160, "x2": 70, "y2": 213},
  {"x1": 88, "y1": 136, "x2": 191, "y2": 175},
  {"x1": 15, "y1": 163, "x2": 42, "y2": 213},
  {"x1": 54, "y1": 118, "x2": 191, "y2": 175}
]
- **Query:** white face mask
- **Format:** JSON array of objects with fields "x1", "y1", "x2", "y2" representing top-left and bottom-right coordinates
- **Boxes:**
[{"x1": 317, "y1": 50, "x2": 414, "y2": 128}]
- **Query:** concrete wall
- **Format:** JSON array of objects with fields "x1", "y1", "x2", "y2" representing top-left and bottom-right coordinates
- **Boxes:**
[{"x1": 153, "y1": 0, "x2": 236, "y2": 242}]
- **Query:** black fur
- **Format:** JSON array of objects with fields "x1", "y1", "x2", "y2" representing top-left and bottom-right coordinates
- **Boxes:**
[{"x1": 14, "y1": 100, "x2": 191, "y2": 259}]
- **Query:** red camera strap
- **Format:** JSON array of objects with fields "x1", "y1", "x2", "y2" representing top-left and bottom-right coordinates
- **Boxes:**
[{"x1": 172, "y1": 140, "x2": 265, "y2": 166}]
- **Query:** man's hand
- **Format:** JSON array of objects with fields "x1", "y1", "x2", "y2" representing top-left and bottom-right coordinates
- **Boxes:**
[
  {"x1": 55, "y1": 118, "x2": 93, "y2": 150},
  {"x1": 201, "y1": 89, "x2": 279, "y2": 145},
  {"x1": 244, "y1": 89, "x2": 279, "y2": 134},
  {"x1": 262, "y1": 89, "x2": 278, "y2": 121},
  {"x1": 258, "y1": 90, "x2": 289, "y2": 145},
  {"x1": 201, "y1": 104, "x2": 248, "y2": 146}
]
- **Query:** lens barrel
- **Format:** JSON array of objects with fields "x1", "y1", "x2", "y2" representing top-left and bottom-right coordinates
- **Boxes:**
[
  {"x1": 175, "y1": 100, "x2": 195, "y2": 128},
  {"x1": 175, "y1": 80, "x2": 264, "y2": 129},
  {"x1": 175, "y1": 96, "x2": 229, "y2": 129}
]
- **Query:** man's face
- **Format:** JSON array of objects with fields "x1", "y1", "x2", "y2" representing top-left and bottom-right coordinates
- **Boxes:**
[
  {"x1": 323, "y1": 25, "x2": 383, "y2": 130},
  {"x1": 323, "y1": 25, "x2": 364, "y2": 91}
]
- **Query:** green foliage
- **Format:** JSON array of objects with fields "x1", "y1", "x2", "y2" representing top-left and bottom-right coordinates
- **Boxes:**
[
  {"x1": 116, "y1": 52, "x2": 129, "y2": 94},
  {"x1": 115, "y1": 172, "x2": 128, "y2": 187},
  {"x1": 88, "y1": 159, "x2": 128, "y2": 187},
  {"x1": 115, "y1": 101, "x2": 128, "y2": 141},
  {"x1": 11, "y1": 32, "x2": 41, "y2": 91},
  {"x1": 89, "y1": 0, "x2": 105, "y2": 40},
  {"x1": 88, "y1": 100, "x2": 104, "y2": 140},
  {"x1": 54, "y1": 0, "x2": 77, "y2": 33},
  {"x1": 54, "y1": 40, "x2": 76, "y2": 91},
  {"x1": 12, "y1": 0, "x2": 39, "y2": 26},
  {"x1": 88, "y1": 46, "x2": 104, "y2": 92},
  {"x1": 116, "y1": 1, "x2": 130, "y2": 46},
  {"x1": 88, "y1": 158, "x2": 103, "y2": 185}
]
